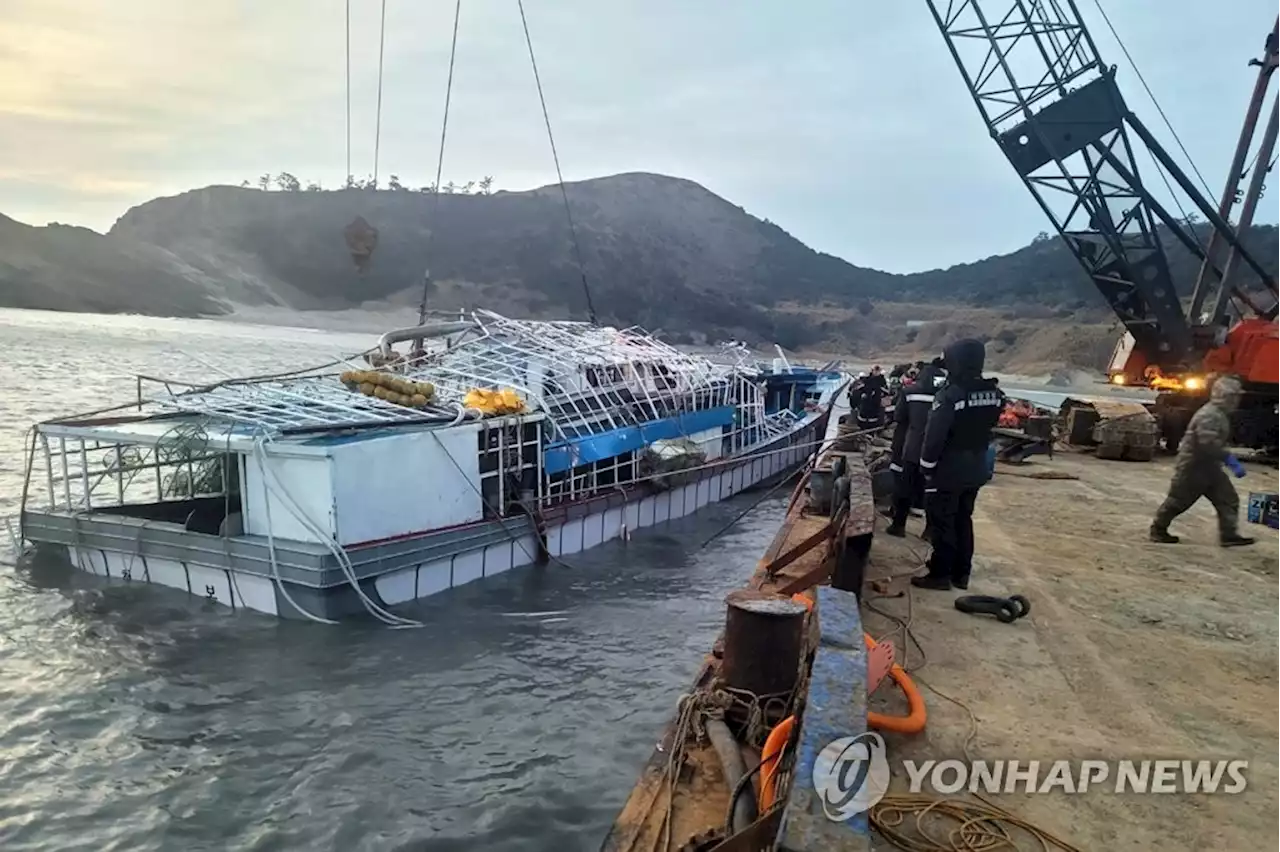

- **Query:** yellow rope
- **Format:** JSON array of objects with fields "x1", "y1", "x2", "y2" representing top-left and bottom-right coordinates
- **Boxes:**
[{"x1": 869, "y1": 794, "x2": 1082, "y2": 852}]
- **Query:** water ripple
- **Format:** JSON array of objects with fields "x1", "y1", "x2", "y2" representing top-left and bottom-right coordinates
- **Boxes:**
[{"x1": 0, "y1": 309, "x2": 785, "y2": 851}]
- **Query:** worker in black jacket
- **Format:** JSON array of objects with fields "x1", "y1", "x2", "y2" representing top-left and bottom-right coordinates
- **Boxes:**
[
  {"x1": 913, "y1": 339, "x2": 1004, "y2": 591},
  {"x1": 855, "y1": 366, "x2": 889, "y2": 429},
  {"x1": 886, "y1": 358, "x2": 947, "y2": 537}
]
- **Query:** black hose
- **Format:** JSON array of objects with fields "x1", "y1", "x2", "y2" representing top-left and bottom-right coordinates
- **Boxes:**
[
  {"x1": 706, "y1": 720, "x2": 757, "y2": 834},
  {"x1": 723, "y1": 756, "x2": 767, "y2": 838}
]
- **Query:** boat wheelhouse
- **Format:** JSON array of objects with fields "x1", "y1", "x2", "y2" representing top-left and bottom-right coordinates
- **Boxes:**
[{"x1": 17, "y1": 311, "x2": 847, "y2": 622}]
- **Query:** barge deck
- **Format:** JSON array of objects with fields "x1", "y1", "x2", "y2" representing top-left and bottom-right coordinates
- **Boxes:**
[
  {"x1": 605, "y1": 404, "x2": 1278, "y2": 849},
  {"x1": 864, "y1": 452, "x2": 1278, "y2": 850}
]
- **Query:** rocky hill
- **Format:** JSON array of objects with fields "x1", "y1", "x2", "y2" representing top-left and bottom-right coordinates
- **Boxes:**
[
  {"x1": 0, "y1": 214, "x2": 224, "y2": 316},
  {"x1": 104, "y1": 173, "x2": 905, "y2": 346},
  {"x1": 2, "y1": 172, "x2": 1276, "y2": 355}
]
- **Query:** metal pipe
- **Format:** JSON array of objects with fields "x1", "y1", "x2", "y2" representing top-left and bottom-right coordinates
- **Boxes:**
[
  {"x1": 80, "y1": 442, "x2": 91, "y2": 510},
  {"x1": 1211, "y1": 96, "x2": 1280, "y2": 323},
  {"x1": 1189, "y1": 18, "x2": 1278, "y2": 320},
  {"x1": 377, "y1": 321, "x2": 475, "y2": 357},
  {"x1": 706, "y1": 719, "x2": 758, "y2": 833}
]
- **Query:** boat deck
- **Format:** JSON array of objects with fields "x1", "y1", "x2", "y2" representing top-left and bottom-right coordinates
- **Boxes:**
[
  {"x1": 863, "y1": 452, "x2": 1278, "y2": 850},
  {"x1": 601, "y1": 438, "x2": 876, "y2": 851}
]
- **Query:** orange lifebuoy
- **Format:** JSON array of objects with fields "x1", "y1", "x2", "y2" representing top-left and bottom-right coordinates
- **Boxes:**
[
  {"x1": 758, "y1": 715, "x2": 795, "y2": 812},
  {"x1": 863, "y1": 633, "x2": 927, "y2": 734}
]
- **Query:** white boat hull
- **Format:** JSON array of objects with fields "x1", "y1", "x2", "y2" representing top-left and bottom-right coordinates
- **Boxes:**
[{"x1": 54, "y1": 410, "x2": 828, "y2": 619}]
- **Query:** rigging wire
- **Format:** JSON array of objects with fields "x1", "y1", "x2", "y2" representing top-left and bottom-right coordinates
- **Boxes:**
[
  {"x1": 345, "y1": 0, "x2": 352, "y2": 185},
  {"x1": 1242, "y1": 146, "x2": 1279, "y2": 184},
  {"x1": 517, "y1": 0, "x2": 598, "y2": 325},
  {"x1": 1147, "y1": 149, "x2": 1205, "y2": 240},
  {"x1": 419, "y1": 0, "x2": 463, "y2": 325},
  {"x1": 373, "y1": 0, "x2": 388, "y2": 186},
  {"x1": 1091, "y1": 0, "x2": 1216, "y2": 202}
]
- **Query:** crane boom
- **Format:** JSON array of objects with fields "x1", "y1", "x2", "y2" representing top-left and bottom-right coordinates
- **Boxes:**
[
  {"x1": 1188, "y1": 22, "x2": 1279, "y2": 326},
  {"x1": 923, "y1": 0, "x2": 1277, "y2": 376}
]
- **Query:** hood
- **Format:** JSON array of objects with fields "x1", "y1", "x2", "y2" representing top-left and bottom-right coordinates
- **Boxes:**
[
  {"x1": 1210, "y1": 376, "x2": 1242, "y2": 410},
  {"x1": 942, "y1": 338, "x2": 986, "y2": 380},
  {"x1": 915, "y1": 361, "x2": 948, "y2": 391}
]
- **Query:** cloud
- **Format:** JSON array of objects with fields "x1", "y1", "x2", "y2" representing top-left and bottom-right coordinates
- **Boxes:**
[{"x1": 0, "y1": 0, "x2": 1275, "y2": 271}]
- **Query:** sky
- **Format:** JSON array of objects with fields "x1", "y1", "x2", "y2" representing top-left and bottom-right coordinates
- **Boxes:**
[{"x1": 1, "y1": 0, "x2": 1276, "y2": 273}]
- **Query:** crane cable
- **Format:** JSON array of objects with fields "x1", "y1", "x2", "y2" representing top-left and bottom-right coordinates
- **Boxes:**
[
  {"x1": 342, "y1": 0, "x2": 390, "y2": 187},
  {"x1": 418, "y1": 0, "x2": 463, "y2": 325},
  {"x1": 1090, "y1": 0, "x2": 1216, "y2": 202},
  {"x1": 517, "y1": 0, "x2": 598, "y2": 325},
  {"x1": 345, "y1": 0, "x2": 352, "y2": 184},
  {"x1": 373, "y1": 0, "x2": 388, "y2": 186},
  {"x1": 1087, "y1": 0, "x2": 1209, "y2": 256}
]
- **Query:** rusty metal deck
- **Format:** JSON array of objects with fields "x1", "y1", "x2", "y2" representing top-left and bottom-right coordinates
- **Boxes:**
[{"x1": 601, "y1": 440, "x2": 876, "y2": 852}]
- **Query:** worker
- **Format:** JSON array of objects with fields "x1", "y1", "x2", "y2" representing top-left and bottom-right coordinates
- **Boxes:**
[
  {"x1": 886, "y1": 357, "x2": 947, "y2": 537},
  {"x1": 847, "y1": 373, "x2": 866, "y2": 412},
  {"x1": 913, "y1": 340, "x2": 1005, "y2": 591},
  {"x1": 864, "y1": 365, "x2": 888, "y2": 396},
  {"x1": 855, "y1": 366, "x2": 888, "y2": 430},
  {"x1": 1149, "y1": 376, "x2": 1255, "y2": 547}
]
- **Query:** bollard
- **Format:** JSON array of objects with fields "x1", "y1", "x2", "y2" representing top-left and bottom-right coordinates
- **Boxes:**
[
  {"x1": 807, "y1": 464, "x2": 835, "y2": 514},
  {"x1": 721, "y1": 590, "x2": 807, "y2": 701}
]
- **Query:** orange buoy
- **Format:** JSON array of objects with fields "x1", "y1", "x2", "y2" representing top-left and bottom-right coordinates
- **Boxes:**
[{"x1": 863, "y1": 633, "x2": 927, "y2": 734}]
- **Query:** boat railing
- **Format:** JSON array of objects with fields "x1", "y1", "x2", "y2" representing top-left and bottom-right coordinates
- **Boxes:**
[{"x1": 23, "y1": 422, "x2": 237, "y2": 521}]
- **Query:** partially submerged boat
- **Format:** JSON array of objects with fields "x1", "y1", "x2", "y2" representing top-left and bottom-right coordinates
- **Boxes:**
[{"x1": 16, "y1": 311, "x2": 845, "y2": 621}]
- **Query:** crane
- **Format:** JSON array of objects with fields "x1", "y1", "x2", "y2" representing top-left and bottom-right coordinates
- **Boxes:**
[{"x1": 923, "y1": 0, "x2": 1279, "y2": 452}]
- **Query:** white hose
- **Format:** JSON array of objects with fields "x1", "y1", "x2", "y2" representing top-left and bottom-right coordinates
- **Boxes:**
[
  {"x1": 251, "y1": 435, "x2": 423, "y2": 628},
  {"x1": 255, "y1": 436, "x2": 420, "y2": 627},
  {"x1": 255, "y1": 436, "x2": 419, "y2": 626},
  {"x1": 253, "y1": 442, "x2": 338, "y2": 625}
]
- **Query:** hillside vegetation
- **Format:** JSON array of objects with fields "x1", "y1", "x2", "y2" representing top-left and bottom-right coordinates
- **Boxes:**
[{"x1": 1, "y1": 172, "x2": 1275, "y2": 369}]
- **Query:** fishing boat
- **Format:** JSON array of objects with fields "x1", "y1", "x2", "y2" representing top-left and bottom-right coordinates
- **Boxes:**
[{"x1": 16, "y1": 310, "x2": 846, "y2": 621}]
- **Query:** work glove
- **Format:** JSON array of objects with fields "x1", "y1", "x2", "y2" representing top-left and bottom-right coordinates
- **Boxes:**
[
  {"x1": 1224, "y1": 454, "x2": 1246, "y2": 479},
  {"x1": 888, "y1": 460, "x2": 903, "y2": 473}
]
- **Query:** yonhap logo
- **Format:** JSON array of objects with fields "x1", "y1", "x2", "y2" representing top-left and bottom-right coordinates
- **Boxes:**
[{"x1": 812, "y1": 732, "x2": 891, "y2": 820}]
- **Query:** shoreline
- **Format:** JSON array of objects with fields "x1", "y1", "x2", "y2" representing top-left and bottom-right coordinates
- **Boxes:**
[{"x1": 1, "y1": 302, "x2": 1155, "y2": 405}]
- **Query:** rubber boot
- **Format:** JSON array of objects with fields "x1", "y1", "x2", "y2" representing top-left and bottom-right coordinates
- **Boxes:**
[
  {"x1": 911, "y1": 574, "x2": 952, "y2": 591},
  {"x1": 1221, "y1": 533, "x2": 1256, "y2": 548},
  {"x1": 951, "y1": 573, "x2": 970, "y2": 591},
  {"x1": 1148, "y1": 525, "x2": 1179, "y2": 544},
  {"x1": 885, "y1": 524, "x2": 906, "y2": 538}
]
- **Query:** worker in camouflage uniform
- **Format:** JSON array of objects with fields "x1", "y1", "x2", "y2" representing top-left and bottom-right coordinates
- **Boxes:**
[{"x1": 1150, "y1": 375, "x2": 1255, "y2": 547}]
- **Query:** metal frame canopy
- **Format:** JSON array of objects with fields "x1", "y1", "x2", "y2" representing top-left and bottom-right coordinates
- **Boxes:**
[
  {"x1": 123, "y1": 310, "x2": 761, "y2": 440},
  {"x1": 400, "y1": 310, "x2": 763, "y2": 441}
]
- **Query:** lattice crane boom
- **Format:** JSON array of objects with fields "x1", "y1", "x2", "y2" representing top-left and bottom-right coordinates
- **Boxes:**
[{"x1": 924, "y1": 0, "x2": 1277, "y2": 375}]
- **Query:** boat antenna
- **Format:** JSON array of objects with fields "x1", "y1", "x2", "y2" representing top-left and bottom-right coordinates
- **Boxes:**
[
  {"x1": 517, "y1": 0, "x2": 598, "y2": 325},
  {"x1": 418, "y1": 0, "x2": 463, "y2": 326},
  {"x1": 373, "y1": 0, "x2": 388, "y2": 187}
]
